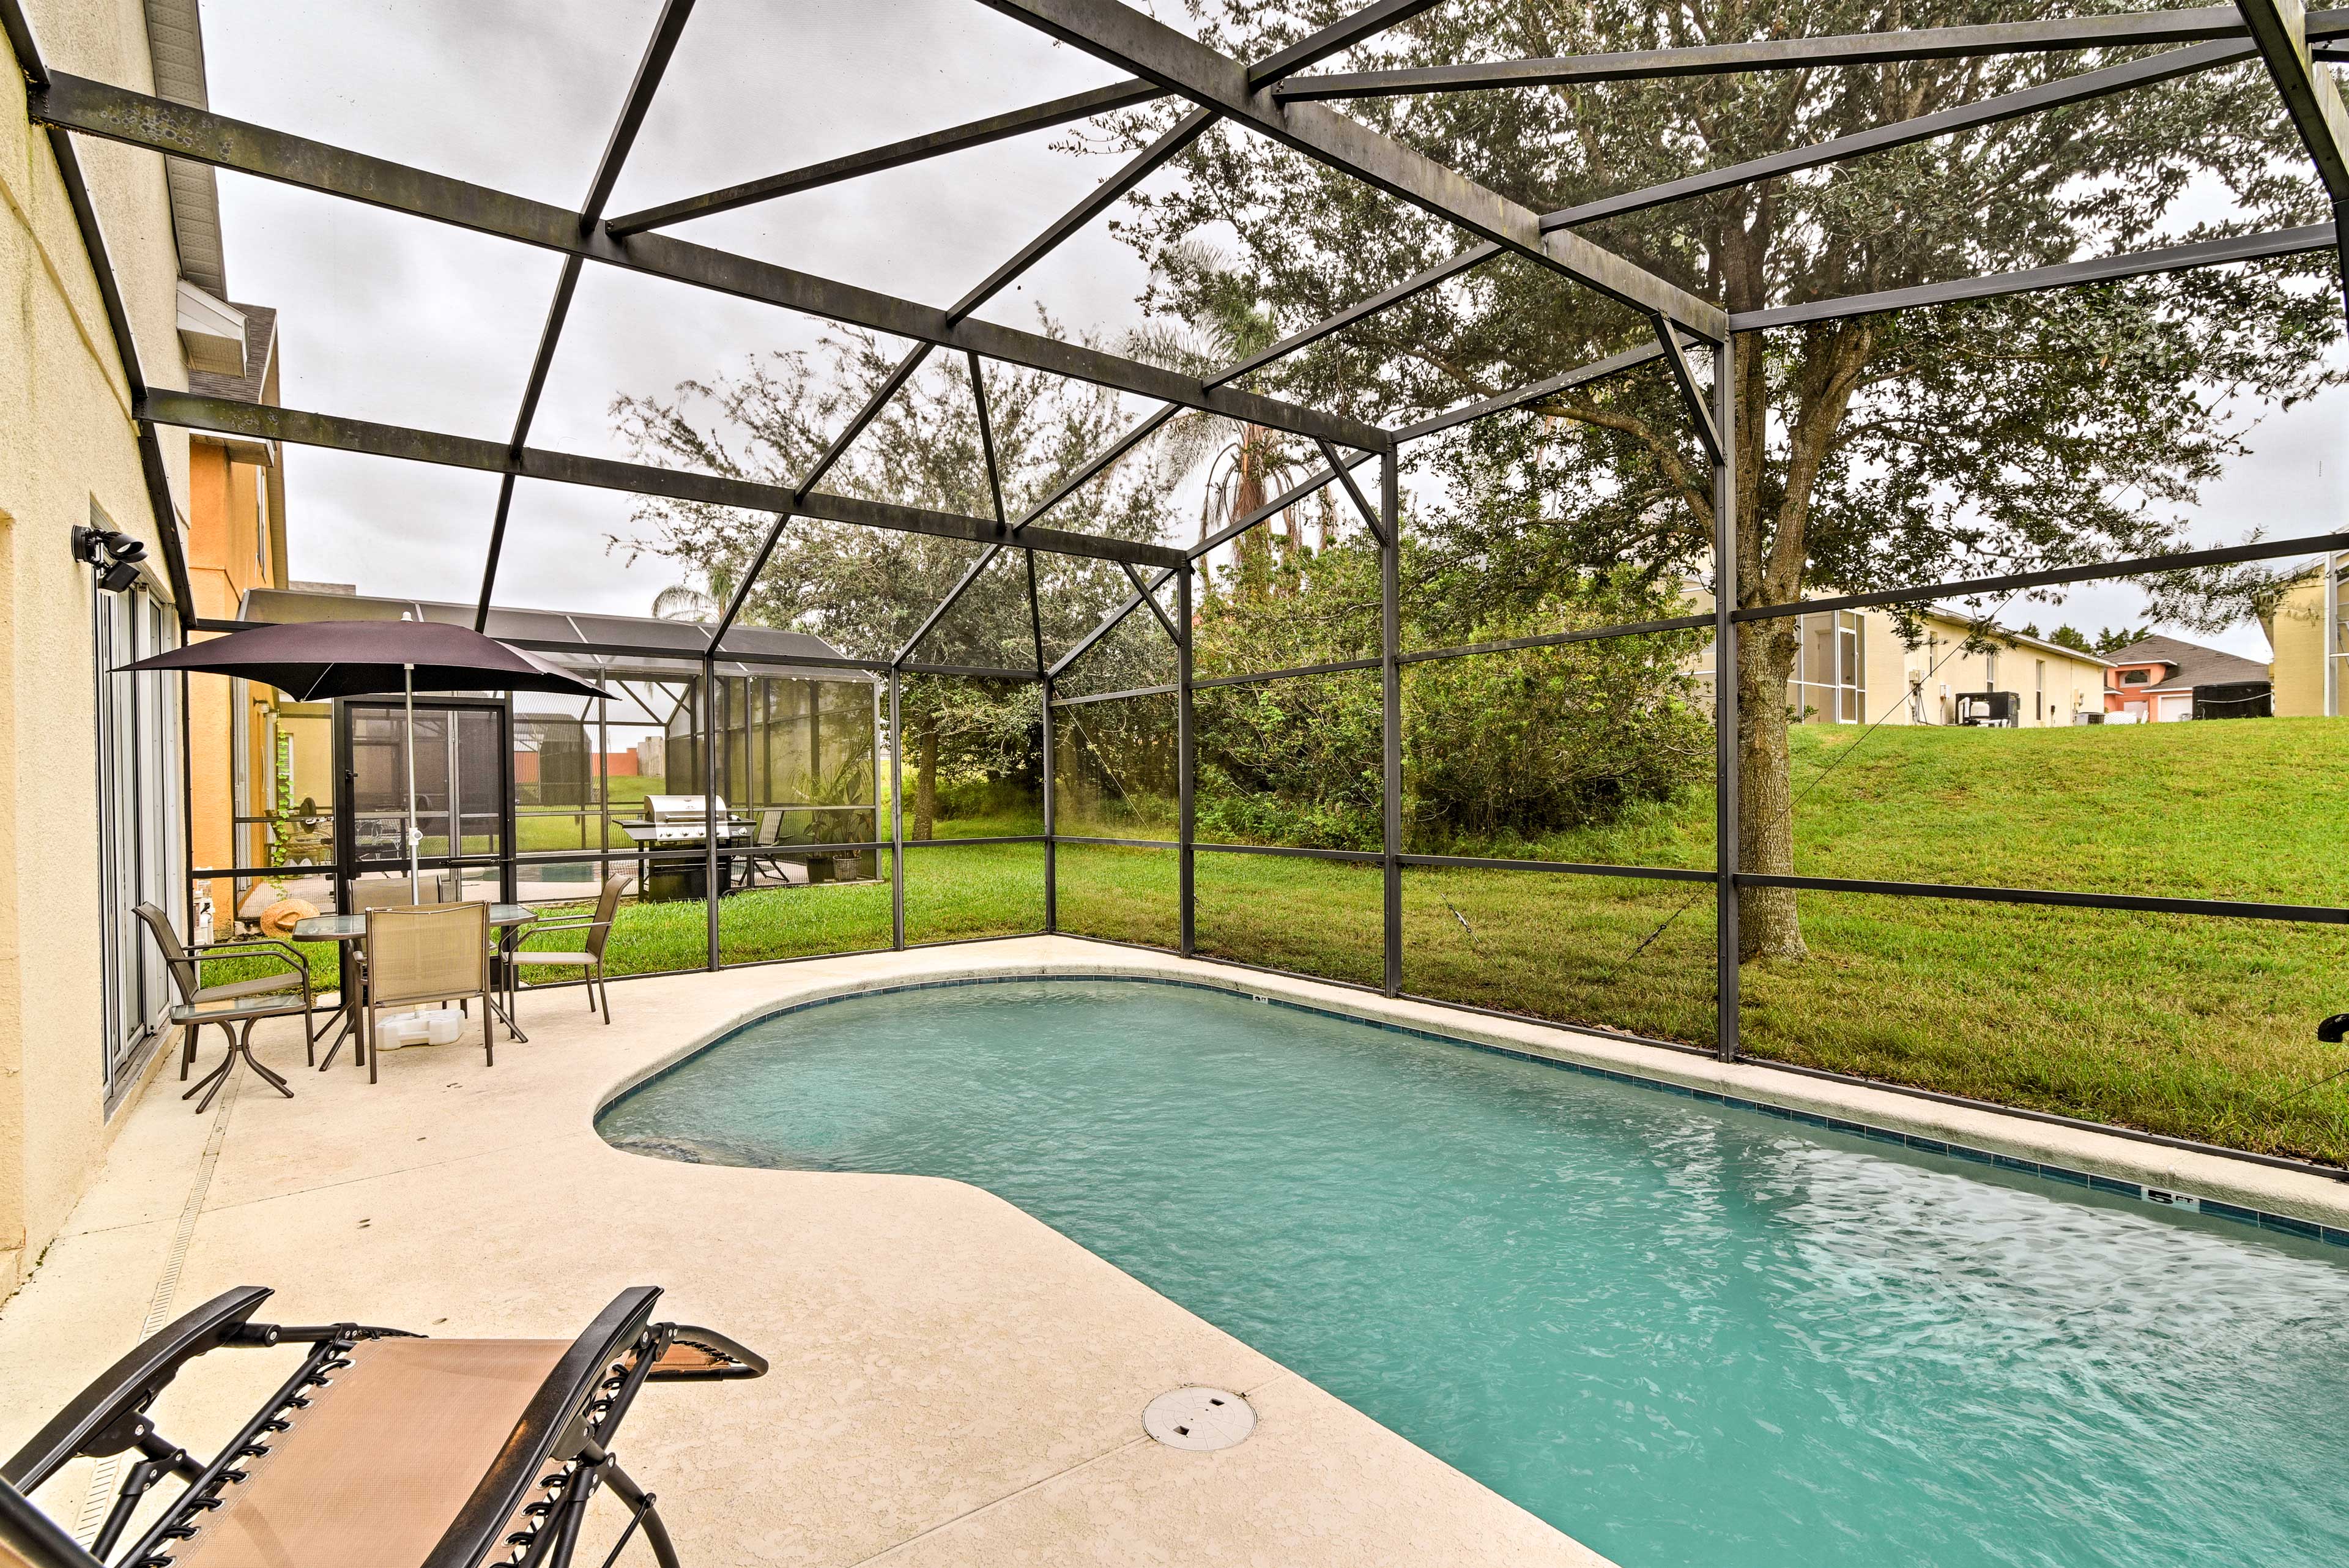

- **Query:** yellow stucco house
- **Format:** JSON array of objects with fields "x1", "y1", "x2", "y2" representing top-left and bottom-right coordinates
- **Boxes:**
[
  {"x1": 183, "y1": 302, "x2": 306, "y2": 935},
  {"x1": 1690, "y1": 598, "x2": 2113, "y2": 728},
  {"x1": 1, "y1": 0, "x2": 229, "y2": 1294},
  {"x1": 2260, "y1": 557, "x2": 2345, "y2": 718}
]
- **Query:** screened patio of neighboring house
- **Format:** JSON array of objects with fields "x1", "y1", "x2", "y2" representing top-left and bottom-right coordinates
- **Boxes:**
[{"x1": 188, "y1": 587, "x2": 886, "y2": 990}]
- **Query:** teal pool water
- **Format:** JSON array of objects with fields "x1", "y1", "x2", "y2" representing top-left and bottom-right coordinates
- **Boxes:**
[{"x1": 597, "y1": 979, "x2": 2349, "y2": 1567}]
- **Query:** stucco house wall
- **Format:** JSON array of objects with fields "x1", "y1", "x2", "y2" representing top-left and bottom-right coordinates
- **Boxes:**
[
  {"x1": 2262, "y1": 564, "x2": 2337, "y2": 719},
  {"x1": 0, "y1": 2, "x2": 194, "y2": 1296},
  {"x1": 1880, "y1": 617, "x2": 2110, "y2": 727},
  {"x1": 1688, "y1": 594, "x2": 2110, "y2": 728}
]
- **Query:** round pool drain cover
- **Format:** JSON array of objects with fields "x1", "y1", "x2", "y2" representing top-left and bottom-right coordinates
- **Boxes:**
[{"x1": 1142, "y1": 1386, "x2": 1256, "y2": 1451}]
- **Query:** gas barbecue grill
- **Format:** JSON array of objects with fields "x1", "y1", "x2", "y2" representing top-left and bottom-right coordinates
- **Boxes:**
[{"x1": 618, "y1": 795, "x2": 752, "y2": 901}]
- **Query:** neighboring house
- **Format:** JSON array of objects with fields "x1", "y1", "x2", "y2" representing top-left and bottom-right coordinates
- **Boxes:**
[
  {"x1": 1, "y1": 0, "x2": 223, "y2": 1293},
  {"x1": 2102, "y1": 635, "x2": 2273, "y2": 723},
  {"x1": 185, "y1": 304, "x2": 293, "y2": 931},
  {"x1": 2258, "y1": 558, "x2": 2346, "y2": 717},
  {"x1": 1691, "y1": 598, "x2": 2112, "y2": 727}
]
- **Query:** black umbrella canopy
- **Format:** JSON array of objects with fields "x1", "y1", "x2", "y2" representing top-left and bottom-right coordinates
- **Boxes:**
[{"x1": 119, "y1": 619, "x2": 608, "y2": 702}]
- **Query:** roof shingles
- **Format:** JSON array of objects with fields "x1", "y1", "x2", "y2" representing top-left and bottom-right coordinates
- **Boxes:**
[{"x1": 2106, "y1": 634, "x2": 2270, "y2": 692}]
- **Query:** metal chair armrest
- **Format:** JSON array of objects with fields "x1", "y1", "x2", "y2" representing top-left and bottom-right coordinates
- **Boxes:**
[
  {"x1": 513, "y1": 920, "x2": 611, "y2": 951},
  {"x1": 195, "y1": 941, "x2": 313, "y2": 990},
  {"x1": 197, "y1": 937, "x2": 308, "y2": 964},
  {"x1": 1, "y1": 1288, "x2": 276, "y2": 1492}
]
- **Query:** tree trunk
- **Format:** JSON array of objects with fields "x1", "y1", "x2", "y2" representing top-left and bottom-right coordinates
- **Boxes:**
[
  {"x1": 1735, "y1": 617, "x2": 1806, "y2": 961},
  {"x1": 912, "y1": 719, "x2": 938, "y2": 841},
  {"x1": 1231, "y1": 428, "x2": 1273, "y2": 598}
]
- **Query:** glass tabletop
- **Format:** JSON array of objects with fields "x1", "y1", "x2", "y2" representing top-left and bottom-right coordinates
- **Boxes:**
[{"x1": 292, "y1": 904, "x2": 536, "y2": 940}]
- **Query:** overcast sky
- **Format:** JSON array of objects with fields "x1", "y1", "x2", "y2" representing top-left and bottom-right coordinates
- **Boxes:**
[{"x1": 199, "y1": 0, "x2": 2342, "y2": 663}]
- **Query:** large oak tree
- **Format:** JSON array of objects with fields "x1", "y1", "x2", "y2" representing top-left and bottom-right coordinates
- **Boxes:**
[{"x1": 1107, "y1": 0, "x2": 2343, "y2": 958}]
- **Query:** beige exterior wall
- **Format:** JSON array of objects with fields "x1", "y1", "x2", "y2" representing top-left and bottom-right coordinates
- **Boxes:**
[
  {"x1": 0, "y1": 4, "x2": 194, "y2": 1296},
  {"x1": 2262, "y1": 567, "x2": 2336, "y2": 719},
  {"x1": 1690, "y1": 596, "x2": 2110, "y2": 728},
  {"x1": 1869, "y1": 614, "x2": 2110, "y2": 727}
]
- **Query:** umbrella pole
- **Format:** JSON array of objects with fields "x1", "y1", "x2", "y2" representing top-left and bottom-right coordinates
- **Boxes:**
[{"x1": 404, "y1": 663, "x2": 421, "y2": 904}]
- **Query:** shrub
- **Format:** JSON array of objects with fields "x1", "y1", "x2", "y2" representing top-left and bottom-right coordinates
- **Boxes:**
[{"x1": 1190, "y1": 543, "x2": 1707, "y2": 852}]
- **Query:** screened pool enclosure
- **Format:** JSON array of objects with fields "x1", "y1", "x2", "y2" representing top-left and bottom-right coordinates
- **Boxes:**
[{"x1": 25, "y1": 1, "x2": 2349, "y2": 1170}]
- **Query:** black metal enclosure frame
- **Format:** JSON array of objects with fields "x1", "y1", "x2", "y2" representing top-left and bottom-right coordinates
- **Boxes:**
[{"x1": 13, "y1": 1, "x2": 2349, "y2": 1137}]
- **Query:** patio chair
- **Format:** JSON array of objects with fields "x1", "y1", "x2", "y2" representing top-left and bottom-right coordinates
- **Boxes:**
[
  {"x1": 738, "y1": 809, "x2": 816, "y2": 889},
  {"x1": 362, "y1": 901, "x2": 495, "y2": 1082},
  {"x1": 0, "y1": 1282, "x2": 764, "y2": 1568},
  {"x1": 735, "y1": 808, "x2": 780, "y2": 888},
  {"x1": 510, "y1": 873, "x2": 632, "y2": 1025},
  {"x1": 347, "y1": 869, "x2": 460, "y2": 909},
  {"x1": 135, "y1": 902, "x2": 319, "y2": 1113}
]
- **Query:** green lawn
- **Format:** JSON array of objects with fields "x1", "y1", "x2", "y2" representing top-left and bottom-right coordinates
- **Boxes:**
[
  {"x1": 193, "y1": 722, "x2": 2349, "y2": 1165},
  {"x1": 1058, "y1": 721, "x2": 2349, "y2": 1167}
]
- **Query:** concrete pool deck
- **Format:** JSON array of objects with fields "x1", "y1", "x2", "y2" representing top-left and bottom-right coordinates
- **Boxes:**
[
  {"x1": 0, "y1": 938, "x2": 1612, "y2": 1567},
  {"x1": 6, "y1": 935, "x2": 2345, "y2": 1565}
]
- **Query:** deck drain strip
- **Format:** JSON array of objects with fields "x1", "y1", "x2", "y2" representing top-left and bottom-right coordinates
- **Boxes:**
[{"x1": 73, "y1": 1068, "x2": 243, "y2": 1544}]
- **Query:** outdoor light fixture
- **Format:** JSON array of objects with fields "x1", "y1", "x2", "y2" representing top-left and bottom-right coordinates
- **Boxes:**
[{"x1": 72, "y1": 524, "x2": 147, "y2": 593}]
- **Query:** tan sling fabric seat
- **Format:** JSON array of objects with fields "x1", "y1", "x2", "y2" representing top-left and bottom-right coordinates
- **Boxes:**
[
  {"x1": 172, "y1": 1339, "x2": 568, "y2": 1568},
  {"x1": 1, "y1": 1285, "x2": 765, "y2": 1568}
]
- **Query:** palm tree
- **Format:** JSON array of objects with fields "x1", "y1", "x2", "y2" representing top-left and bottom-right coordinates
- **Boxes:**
[{"x1": 1125, "y1": 240, "x2": 1324, "y2": 598}]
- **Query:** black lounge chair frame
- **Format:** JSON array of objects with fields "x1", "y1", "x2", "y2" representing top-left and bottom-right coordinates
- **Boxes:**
[{"x1": 0, "y1": 1284, "x2": 763, "y2": 1568}]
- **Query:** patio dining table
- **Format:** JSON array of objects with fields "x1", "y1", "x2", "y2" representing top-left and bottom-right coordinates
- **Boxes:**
[{"x1": 294, "y1": 903, "x2": 540, "y2": 1069}]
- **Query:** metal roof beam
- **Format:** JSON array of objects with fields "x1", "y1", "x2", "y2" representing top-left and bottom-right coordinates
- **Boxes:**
[
  {"x1": 1208, "y1": 28, "x2": 2306, "y2": 374},
  {"x1": 2237, "y1": 1, "x2": 2349, "y2": 209},
  {"x1": 1546, "y1": 40, "x2": 2254, "y2": 232},
  {"x1": 971, "y1": 0, "x2": 1727, "y2": 338},
  {"x1": 714, "y1": 105, "x2": 1214, "y2": 648},
  {"x1": 1277, "y1": 6, "x2": 2349, "y2": 98},
  {"x1": 1729, "y1": 221, "x2": 2337, "y2": 330},
  {"x1": 138, "y1": 390, "x2": 1190, "y2": 570},
  {"x1": 1242, "y1": 0, "x2": 1447, "y2": 85},
  {"x1": 26, "y1": 71, "x2": 1389, "y2": 451},
  {"x1": 606, "y1": 0, "x2": 1439, "y2": 235},
  {"x1": 606, "y1": 80, "x2": 1163, "y2": 237},
  {"x1": 477, "y1": 0, "x2": 698, "y2": 628},
  {"x1": 1390, "y1": 342, "x2": 1665, "y2": 442}
]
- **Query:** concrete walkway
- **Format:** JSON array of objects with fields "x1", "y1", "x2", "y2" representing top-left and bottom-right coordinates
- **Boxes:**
[{"x1": 0, "y1": 938, "x2": 1609, "y2": 1567}]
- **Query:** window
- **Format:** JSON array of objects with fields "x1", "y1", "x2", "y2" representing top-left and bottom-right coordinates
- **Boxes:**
[
  {"x1": 2035, "y1": 659, "x2": 2046, "y2": 722},
  {"x1": 1787, "y1": 610, "x2": 1868, "y2": 723},
  {"x1": 2121, "y1": 669, "x2": 2150, "y2": 685},
  {"x1": 92, "y1": 524, "x2": 185, "y2": 1102},
  {"x1": 1985, "y1": 649, "x2": 1999, "y2": 691}
]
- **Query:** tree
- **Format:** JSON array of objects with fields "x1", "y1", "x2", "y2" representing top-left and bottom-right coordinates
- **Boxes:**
[
  {"x1": 613, "y1": 327, "x2": 1184, "y2": 837},
  {"x1": 2041, "y1": 623, "x2": 2150, "y2": 656},
  {"x1": 1107, "y1": 0, "x2": 2344, "y2": 959},
  {"x1": 1192, "y1": 544, "x2": 1710, "y2": 851},
  {"x1": 1125, "y1": 238, "x2": 1331, "y2": 594}
]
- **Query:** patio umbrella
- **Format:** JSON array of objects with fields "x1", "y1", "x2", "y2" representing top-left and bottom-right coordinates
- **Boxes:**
[{"x1": 121, "y1": 618, "x2": 609, "y2": 901}]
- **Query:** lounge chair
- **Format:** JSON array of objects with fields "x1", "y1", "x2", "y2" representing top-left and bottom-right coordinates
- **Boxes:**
[
  {"x1": 509, "y1": 873, "x2": 632, "y2": 1025},
  {"x1": 135, "y1": 902, "x2": 319, "y2": 1113},
  {"x1": 0, "y1": 1282, "x2": 763, "y2": 1568}
]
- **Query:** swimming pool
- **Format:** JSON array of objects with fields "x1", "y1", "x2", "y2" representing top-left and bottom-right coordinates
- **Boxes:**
[{"x1": 598, "y1": 978, "x2": 2349, "y2": 1567}]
